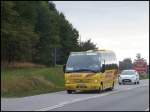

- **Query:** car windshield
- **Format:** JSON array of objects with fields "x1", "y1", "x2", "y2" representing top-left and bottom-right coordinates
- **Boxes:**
[
  {"x1": 65, "y1": 53, "x2": 101, "y2": 73},
  {"x1": 121, "y1": 70, "x2": 135, "y2": 75}
]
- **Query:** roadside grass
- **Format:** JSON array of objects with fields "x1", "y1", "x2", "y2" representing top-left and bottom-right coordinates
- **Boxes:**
[
  {"x1": 1, "y1": 66, "x2": 65, "y2": 97},
  {"x1": 140, "y1": 74, "x2": 149, "y2": 80},
  {"x1": 2, "y1": 64, "x2": 148, "y2": 98}
]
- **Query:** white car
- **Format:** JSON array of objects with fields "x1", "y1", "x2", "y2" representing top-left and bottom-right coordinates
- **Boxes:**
[{"x1": 118, "y1": 70, "x2": 140, "y2": 85}]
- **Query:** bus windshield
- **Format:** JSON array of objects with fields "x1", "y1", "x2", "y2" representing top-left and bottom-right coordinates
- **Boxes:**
[{"x1": 65, "y1": 53, "x2": 101, "y2": 73}]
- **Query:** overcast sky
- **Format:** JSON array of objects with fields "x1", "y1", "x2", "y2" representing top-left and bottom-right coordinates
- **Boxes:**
[{"x1": 53, "y1": 1, "x2": 149, "y2": 63}]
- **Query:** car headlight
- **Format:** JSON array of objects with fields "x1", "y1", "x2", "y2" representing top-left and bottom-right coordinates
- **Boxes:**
[{"x1": 131, "y1": 76, "x2": 136, "y2": 78}]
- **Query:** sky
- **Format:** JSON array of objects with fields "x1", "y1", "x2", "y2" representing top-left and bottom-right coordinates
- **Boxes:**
[{"x1": 53, "y1": 1, "x2": 149, "y2": 63}]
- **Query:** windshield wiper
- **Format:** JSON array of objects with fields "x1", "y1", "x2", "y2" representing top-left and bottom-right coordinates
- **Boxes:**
[{"x1": 66, "y1": 69, "x2": 99, "y2": 73}]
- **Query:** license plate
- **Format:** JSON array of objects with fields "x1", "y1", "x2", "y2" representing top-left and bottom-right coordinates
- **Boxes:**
[
  {"x1": 77, "y1": 84, "x2": 87, "y2": 88},
  {"x1": 123, "y1": 79, "x2": 130, "y2": 82}
]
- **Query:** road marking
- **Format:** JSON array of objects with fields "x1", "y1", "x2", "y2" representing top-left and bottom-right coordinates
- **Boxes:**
[
  {"x1": 127, "y1": 88, "x2": 132, "y2": 90},
  {"x1": 36, "y1": 85, "x2": 148, "y2": 111},
  {"x1": 35, "y1": 90, "x2": 128, "y2": 111},
  {"x1": 145, "y1": 108, "x2": 149, "y2": 111},
  {"x1": 36, "y1": 92, "x2": 114, "y2": 111},
  {"x1": 37, "y1": 102, "x2": 68, "y2": 111}
]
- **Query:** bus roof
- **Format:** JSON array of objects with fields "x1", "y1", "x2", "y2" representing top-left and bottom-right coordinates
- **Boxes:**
[
  {"x1": 70, "y1": 49, "x2": 113, "y2": 54},
  {"x1": 86, "y1": 49, "x2": 113, "y2": 52}
]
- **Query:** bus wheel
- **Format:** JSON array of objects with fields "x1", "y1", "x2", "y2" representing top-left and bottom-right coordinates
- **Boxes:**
[
  {"x1": 67, "y1": 90, "x2": 73, "y2": 94},
  {"x1": 101, "y1": 83, "x2": 103, "y2": 92},
  {"x1": 110, "y1": 82, "x2": 114, "y2": 91},
  {"x1": 97, "y1": 87, "x2": 101, "y2": 93}
]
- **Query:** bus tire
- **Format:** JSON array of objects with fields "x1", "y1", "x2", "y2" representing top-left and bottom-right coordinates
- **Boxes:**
[
  {"x1": 110, "y1": 82, "x2": 114, "y2": 91},
  {"x1": 67, "y1": 90, "x2": 73, "y2": 94},
  {"x1": 101, "y1": 83, "x2": 103, "y2": 92},
  {"x1": 97, "y1": 87, "x2": 101, "y2": 93}
]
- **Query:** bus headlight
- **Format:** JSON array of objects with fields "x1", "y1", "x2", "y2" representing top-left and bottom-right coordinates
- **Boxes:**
[
  {"x1": 94, "y1": 80, "x2": 98, "y2": 83},
  {"x1": 66, "y1": 80, "x2": 70, "y2": 83}
]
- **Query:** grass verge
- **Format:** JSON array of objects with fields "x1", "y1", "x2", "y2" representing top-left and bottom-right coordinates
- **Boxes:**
[
  {"x1": 1, "y1": 66, "x2": 65, "y2": 97},
  {"x1": 140, "y1": 74, "x2": 149, "y2": 80}
]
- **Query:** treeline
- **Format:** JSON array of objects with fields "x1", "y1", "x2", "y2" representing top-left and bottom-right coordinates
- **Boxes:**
[
  {"x1": 1, "y1": 1, "x2": 97, "y2": 67},
  {"x1": 119, "y1": 58, "x2": 133, "y2": 71},
  {"x1": 119, "y1": 57, "x2": 148, "y2": 74}
]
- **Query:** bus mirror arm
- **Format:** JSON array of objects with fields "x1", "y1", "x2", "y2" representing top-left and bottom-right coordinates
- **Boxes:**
[
  {"x1": 63, "y1": 64, "x2": 66, "y2": 73},
  {"x1": 101, "y1": 64, "x2": 105, "y2": 73}
]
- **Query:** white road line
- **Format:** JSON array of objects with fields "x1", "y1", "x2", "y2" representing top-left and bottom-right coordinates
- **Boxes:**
[
  {"x1": 37, "y1": 101, "x2": 70, "y2": 111},
  {"x1": 35, "y1": 90, "x2": 126, "y2": 111},
  {"x1": 127, "y1": 88, "x2": 132, "y2": 90},
  {"x1": 35, "y1": 92, "x2": 115, "y2": 111},
  {"x1": 36, "y1": 85, "x2": 148, "y2": 111}
]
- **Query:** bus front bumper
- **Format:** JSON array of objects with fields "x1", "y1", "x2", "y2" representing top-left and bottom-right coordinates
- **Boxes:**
[{"x1": 65, "y1": 83, "x2": 100, "y2": 90}]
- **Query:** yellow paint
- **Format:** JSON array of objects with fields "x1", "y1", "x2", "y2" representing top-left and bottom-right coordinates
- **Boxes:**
[{"x1": 65, "y1": 69, "x2": 117, "y2": 91}]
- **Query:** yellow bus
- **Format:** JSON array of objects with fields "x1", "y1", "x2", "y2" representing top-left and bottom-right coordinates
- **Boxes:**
[{"x1": 63, "y1": 49, "x2": 118, "y2": 94}]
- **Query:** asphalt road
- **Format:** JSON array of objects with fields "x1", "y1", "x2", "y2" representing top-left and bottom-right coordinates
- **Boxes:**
[{"x1": 1, "y1": 79, "x2": 149, "y2": 111}]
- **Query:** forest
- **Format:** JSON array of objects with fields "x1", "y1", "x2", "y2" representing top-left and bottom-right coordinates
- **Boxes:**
[{"x1": 1, "y1": 1, "x2": 97, "y2": 67}]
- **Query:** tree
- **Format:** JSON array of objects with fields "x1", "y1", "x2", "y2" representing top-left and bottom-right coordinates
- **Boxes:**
[
  {"x1": 119, "y1": 58, "x2": 133, "y2": 71},
  {"x1": 1, "y1": 1, "x2": 39, "y2": 63},
  {"x1": 56, "y1": 12, "x2": 80, "y2": 64},
  {"x1": 33, "y1": 1, "x2": 60, "y2": 66},
  {"x1": 1, "y1": 1, "x2": 97, "y2": 67},
  {"x1": 48, "y1": 1, "x2": 57, "y2": 12},
  {"x1": 79, "y1": 39, "x2": 97, "y2": 51}
]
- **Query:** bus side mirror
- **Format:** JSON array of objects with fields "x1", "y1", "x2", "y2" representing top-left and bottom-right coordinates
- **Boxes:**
[
  {"x1": 101, "y1": 64, "x2": 105, "y2": 73},
  {"x1": 63, "y1": 64, "x2": 66, "y2": 73}
]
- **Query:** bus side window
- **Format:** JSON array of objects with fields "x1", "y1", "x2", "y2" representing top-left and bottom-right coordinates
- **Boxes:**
[
  {"x1": 105, "y1": 64, "x2": 108, "y2": 70},
  {"x1": 112, "y1": 64, "x2": 114, "y2": 69},
  {"x1": 113, "y1": 64, "x2": 118, "y2": 70},
  {"x1": 110, "y1": 64, "x2": 113, "y2": 69},
  {"x1": 105, "y1": 64, "x2": 111, "y2": 70}
]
